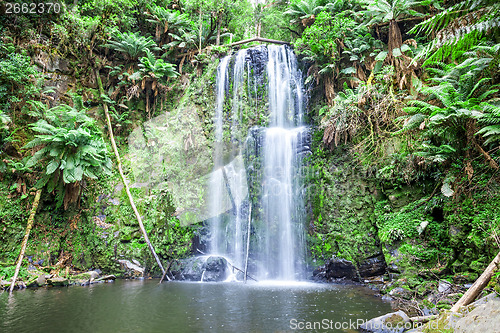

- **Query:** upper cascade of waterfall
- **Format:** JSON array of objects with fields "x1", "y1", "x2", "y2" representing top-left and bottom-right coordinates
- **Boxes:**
[
  {"x1": 208, "y1": 44, "x2": 309, "y2": 281},
  {"x1": 267, "y1": 45, "x2": 305, "y2": 128}
]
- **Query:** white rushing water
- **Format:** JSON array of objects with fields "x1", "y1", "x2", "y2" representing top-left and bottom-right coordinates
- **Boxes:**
[{"x1": 208, "y1": 45, "x2": 307, "y2": 281}]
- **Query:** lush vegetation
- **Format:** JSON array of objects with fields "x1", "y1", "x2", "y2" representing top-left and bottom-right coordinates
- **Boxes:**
[{"x1": 0, "y1": 0, "x2": 499, "y2": 308}]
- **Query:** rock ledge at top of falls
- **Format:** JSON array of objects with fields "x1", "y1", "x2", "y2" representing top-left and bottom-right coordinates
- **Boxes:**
[
  {"x1": 312, "y1": 254, "x2": 387, "y2": 282},
  {"x1": 170, "y1": 256, "x2": 228, "y2": 282}
]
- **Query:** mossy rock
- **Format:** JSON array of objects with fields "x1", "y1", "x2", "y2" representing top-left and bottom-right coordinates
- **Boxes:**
[{"x1": 47, "y1": 277, "x2": 69, "y2": 286}]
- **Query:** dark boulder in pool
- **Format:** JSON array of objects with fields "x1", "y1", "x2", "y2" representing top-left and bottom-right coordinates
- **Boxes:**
[
  {"x1": 171, "y1": 256, "x2": 228, "y2": 282},
  {"x1": 312, "y1": 254, "x2": 387, "y2": 282}
]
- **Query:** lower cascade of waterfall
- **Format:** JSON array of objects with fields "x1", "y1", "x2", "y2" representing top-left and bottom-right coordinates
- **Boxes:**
[{"x1": 206, "y1": 44, "x2": 310, "y2": 282}]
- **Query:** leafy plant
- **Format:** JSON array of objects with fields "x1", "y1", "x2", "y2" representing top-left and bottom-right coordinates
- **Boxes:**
[
  {"x1": 24, "y1": 94, "x2": 112, "y2": 208},
  {"x1": 146, "y1": 5, "x2": 192, "y2": 45},
  {"x1": 399, "y1": 56, "x2": 498, "y2": 163},
  {"x1": 322, "y1": 83, "x2": 364, "y2": 147},
  {"x1": 133, "y1": 49, "x2": 179, "y2": 84},
  {"x1": 103, "y1": 31, "x2": 159, "y2": 60},
  {"x1": 0, "y1": 53, "x2": 40, "y2": 113},
  {"x1": 360, "y1": 0, "x2": 425, "y2": 58},
  {"x1": 411, "y1": 0, "x2": 500, "y2": 63},
  {"x1": 285, "y1": 0, "x2": 329, "y2": 26}
]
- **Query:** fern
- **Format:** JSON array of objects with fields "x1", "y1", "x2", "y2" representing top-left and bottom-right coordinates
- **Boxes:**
[
  {"x1": 396, "y1": 52, "x2": 498, "y2": 161},
  {"x1": 24, "y1": 95, "x2": 112, "y2": 207},
  {"x1": 103, "y1": 31, "x2": 159, "y2": 59},
  {"x1": 477, "y1": 101, "x2": 500, "y2": 144},
  {"x1": 411, "y1": 0, "x2": 500, "y2": 62}
]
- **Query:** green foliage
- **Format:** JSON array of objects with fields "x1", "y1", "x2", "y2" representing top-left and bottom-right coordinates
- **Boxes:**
[
  {"x1": 0, "y1": 53, "x2": 40, "y2": 112},
  {"x1": 445, "y1": 194, "x2": 500, "y2": 258},
  {"x1": 376, "y1": 201, "x2": 427, "y2": 243},
  {"x1": 0, "y1": 184, "x2": 28, "y2": 263},
  {"x1": 143, "y1": 190, "x2": 195, "y2": 260},
  {"x1": 103, "y1": 31, "x2": 159, "y2": 60},
  {"x1": 375, "y1": 199, "x2": 452, "y2": 269},
  {"x1": 146, "y1": 4, "x2": 192, "y2": 37},
  {"x1": 295, "y1": 11, "x2": 357, "y2": 62},
  {"x1": 80, "y1": 0, "x2": 140, "y2": 30},
  {"x1": 24, "y1": 95, "x2": 112, "y2": 200},
  {"x1": 0, "y1": 265, "x2": 28, "y2": 280},
  {"x1": 359, "y1": 0, "x2": 426, "y2": 25},
  {"x1": 132, "y1": 49, "x2": 179, "y2": 83},
  {"x1": 321, "y1": 83, "x2": 364, "y2": 147},
  {"x1": 284, "y1": 0, "x2": 329, "y2": 26},
  {"x1": 411, "y1": 0, "x2": 500, "y2": 63},
  {"x1": 399, "y1": 54, "x2": 498, "y2": 162}
]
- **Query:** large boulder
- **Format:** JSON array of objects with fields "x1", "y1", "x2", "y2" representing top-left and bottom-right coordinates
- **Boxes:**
[
  {"x1": 313, "y1": 256, "x2": 357, "y2": 281},
  {"x1": 313, "y1": 254, "x2": 387, "y2": 282},
  {"x1": 360, "y1": 310, "x2": 411, "y2": 333},
  {"x1": 358, "y1": 254, "x2": 387, "y2": 277},
  {"x1": 453, "y1": 293, "x2": 500, "y2": 332},
  {"x1": 171, "y1": 256, "x2": 228, "y2": 282},
  {"x1": 117, "y1": 259, "x2": 144, "y2": 278}
]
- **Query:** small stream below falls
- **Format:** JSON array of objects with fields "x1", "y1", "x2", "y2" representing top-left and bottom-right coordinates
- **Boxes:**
[{"x1": 0, "y1": 280, "x2": 392, "y2": 332}]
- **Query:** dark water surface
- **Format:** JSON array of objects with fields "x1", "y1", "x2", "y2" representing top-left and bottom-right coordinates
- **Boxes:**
[{"x1": 0, "y1": 280, "x2": 392, "y2": 332}]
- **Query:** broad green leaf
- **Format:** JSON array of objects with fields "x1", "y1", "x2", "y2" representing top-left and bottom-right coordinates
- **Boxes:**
[
  {"x1": 375, "y1": 51, "x2": 387, "y2": 62},
  {"x1": 46, "y1": 160, "x2": 60, "y2": 175}
]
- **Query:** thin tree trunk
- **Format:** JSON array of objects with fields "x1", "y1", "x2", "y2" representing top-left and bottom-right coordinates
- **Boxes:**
[
  {"x1": 9, "y1": 189, "x2": 42, "y2": 293},
  {"x1": 244, "y1": 204, "x2": 252, "y2": 283},
  {"x1": 216, "y1": 16, "x2": 221, "y2": 46},
  {"x1": 198, "y1": 9, "x2": 202, "y2": 53},
  {"x1": 387, "y1": 20, "x2": 402, "y2": 59},
  {"x1": 95, "y1": 70, "x2": 165, "y2": 276},
  {"x1": 451, "y1": 250, "x2": 500, "y2": 312}
]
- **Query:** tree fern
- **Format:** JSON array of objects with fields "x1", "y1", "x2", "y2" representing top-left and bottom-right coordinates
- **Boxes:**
[
  {"x1": 136, "y1": 50, "x2": 179, "y2": 84},
  {"x1": 146, "y1": 5, "x2": 191, "y2": 42},
  {"x1": 103, "y1": 31, "x2": 159, "y2": 60},
  {"x1": 24, "y1": 95, "x2": 112, "y2": 208},
  {"x1": 284, "y1": 0, "x2": 326, "y2": 26}
]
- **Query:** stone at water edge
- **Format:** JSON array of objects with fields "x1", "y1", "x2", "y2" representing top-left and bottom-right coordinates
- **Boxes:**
[
  {"x1": 360, "y1": 310, "x2": 411, "y2": 333},
  {"x1": 36, "y1": 274, "x2": 46, "y2": 287},
  {"x1": 358, "y1": 254, "x2": 387, "y2": 277},
  {"x1": 47, "y1": 277, "x2": 69, "y2": 286},
  {"x1": 312, "y1": 254, "x2": 387, "y2": 282},
  {"x1": 117, "y1": 259, "x2": 144, "y2": 277},
  {"x1": 452, "y1": 293, "x2": 500, "y2": 333},
  {"x1": 438, "y1": 280, "x2": 453, "y2": 293},
  {"x1": 312, "y1": 256, "x2": 357, "y2": 280}
]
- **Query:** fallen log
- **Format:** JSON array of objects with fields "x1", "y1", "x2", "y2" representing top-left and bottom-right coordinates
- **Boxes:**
[
  {"x1": 95, "y1": 69, "x2": 165, "y2": 276},
  {"x1": 159, "y1": 260, "x2": 176, "y2": 284},
  {"x1": 227, "y1": 262, "x2": 258, "y2": 282},
  {"x1": 244, "y1": 204, "x2": 252, "y2": 283},
  {"x1": 227, "y1": 37, "x2": 289, "y2": 47},
  {"x1": 450, "y1": 250, "x2": 500, "y2": 312},
  {"x1": 9, "y1": 189, "x2": 42, "y2": 293}
]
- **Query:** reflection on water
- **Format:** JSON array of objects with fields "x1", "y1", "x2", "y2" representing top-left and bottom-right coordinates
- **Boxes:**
[{"x1": 0, "y1": 280, "x2": 392, "y2": 332}]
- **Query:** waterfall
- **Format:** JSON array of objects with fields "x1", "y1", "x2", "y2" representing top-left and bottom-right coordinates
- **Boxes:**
[{"x1": 208, "y1": 45, "x2": 308, "y2": 281}]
